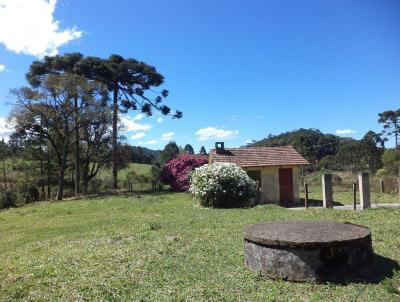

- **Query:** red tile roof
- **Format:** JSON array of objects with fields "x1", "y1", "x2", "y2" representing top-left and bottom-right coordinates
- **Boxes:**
[{"x1": 209, "y1": 146, "x2": 309, "y2": 167}]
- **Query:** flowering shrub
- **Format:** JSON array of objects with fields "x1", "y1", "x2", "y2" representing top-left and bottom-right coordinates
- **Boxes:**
[
  {"x1": 189, "y1": 163, "x2": 257, "y2": 208},
  {"x1": 160, "y1": 154, "x2": 208, "y2": 191}
]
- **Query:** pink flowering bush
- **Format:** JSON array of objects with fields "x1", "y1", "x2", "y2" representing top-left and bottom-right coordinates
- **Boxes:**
[{"x1": 160, "y1": 154, "x2": 208, "y2": 191}]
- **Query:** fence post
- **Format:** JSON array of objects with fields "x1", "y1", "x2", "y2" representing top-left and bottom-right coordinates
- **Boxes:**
[
  {"x1": 380, "y1": 180, "x2": 384, "y2": 196},
  {"x1": 304, "y1": 183, "x2": 308, "y2": 209},
  {"x1": 352, "y1": 182, "x2": 357, "y2": 210},
  {"x1": 359, "y1": 172, "x2": 371, "y2": 209},
  {"x1": 322, "y1": 174, "x2": 333, "y2": 208}
]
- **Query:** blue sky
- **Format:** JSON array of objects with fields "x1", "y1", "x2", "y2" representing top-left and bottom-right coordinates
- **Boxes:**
[{"x1": 0, "y1": 0, "x2": 399, "y2": 151}]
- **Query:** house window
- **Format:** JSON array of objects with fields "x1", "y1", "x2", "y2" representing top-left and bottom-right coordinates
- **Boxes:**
[{"x1": 246, "y1": 170, "x2": 261, "y2": 189}]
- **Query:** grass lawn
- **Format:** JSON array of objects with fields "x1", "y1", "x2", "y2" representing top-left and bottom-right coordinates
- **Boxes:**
[{"x1": 0, "y1": 193, "x2": 399, "y2": 301}]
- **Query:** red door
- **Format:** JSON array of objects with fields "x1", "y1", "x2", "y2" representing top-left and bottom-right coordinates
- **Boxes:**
[{"x1": 279, "y1": 168, "x2": 294, "y2": 205}]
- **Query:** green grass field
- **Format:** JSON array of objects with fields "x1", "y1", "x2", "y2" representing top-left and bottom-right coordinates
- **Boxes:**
[
  {"x1": 98, "y1": 163, "x2": 153, "y2": 180},
  {"x1": 0, "y1": 193, "x2": 399, "y2": 301}
]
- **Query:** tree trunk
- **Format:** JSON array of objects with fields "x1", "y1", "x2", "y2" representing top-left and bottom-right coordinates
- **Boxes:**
[
  {"x1": 56, "y1": 167, "x2": 65, "y2": 201},
  {"x1": 112, "y1": 84, "x2": 118, "y2": 190},
  {"x1": 74, "y1": 97, "x2": 80, "y2": 195},
  {"x1": 83, "y1": 177, "x2": 88, "y2": 195},
  {"x1": 47, "y1": 156, "x2": 51, "y2": 200},
  {"x1": 83, "y1": 161, "x2": 89, "y2": 195},
  {"x1": 40, "y1": 158, "x2": 45, "y2": 200},
  {"x1": 56, "y1": 143, "x2": 68, "y2": 201},
  {"x1": 3, "y1": 161, "x2": 6, "y2": 191}
]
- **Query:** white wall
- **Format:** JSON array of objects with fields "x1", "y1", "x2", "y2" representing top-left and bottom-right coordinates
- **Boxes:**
[{"x1": 244, "y1": 166, "x2": 301, "y2": 204}]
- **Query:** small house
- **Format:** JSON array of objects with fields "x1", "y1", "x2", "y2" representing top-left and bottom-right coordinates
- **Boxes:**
[{"x1": 209, "y1": 142, "x2": 309, "y2": 206}]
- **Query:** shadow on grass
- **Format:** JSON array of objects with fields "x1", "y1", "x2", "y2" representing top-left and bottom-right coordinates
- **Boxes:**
[
  {"x1": 368, "y1": 253, "x2": 400, "y2": 283},
  {"x1": 326, "y1": 253, "x2": 400, "y2": 285},
  {"x1": 287, "y1": 198, "x2": 345, "y2": 208}
]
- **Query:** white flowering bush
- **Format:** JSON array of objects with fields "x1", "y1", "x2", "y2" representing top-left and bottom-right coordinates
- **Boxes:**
[{"x1": 189, "y1": 163, "x2": 257, "y2": 208}]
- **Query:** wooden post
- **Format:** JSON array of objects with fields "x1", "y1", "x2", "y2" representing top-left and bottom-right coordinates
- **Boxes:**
[
  {"x1": 352, "y1": 182, "x2": 357, "y2": 210},
  {"x1": 304, "y1": 183, "x2": 308, "y2": 209}
]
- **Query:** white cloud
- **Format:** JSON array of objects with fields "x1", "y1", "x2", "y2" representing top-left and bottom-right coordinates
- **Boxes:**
[
  {"x1": 336, "y1": 129, "x2": 356, "y2": 135},
  {"x1": 157, "y1": 117, "x2": 163, "y2": 123},
  {"x1": 137, "y1": 131, "x2": 175, "y2": 146},
  {"x1": 161, "y1": 132, "x2": 175, "y2": 141},
  {"x1": 120, "y1": 115, "x2": 152, "y2": 132},
  {"x1": 0, "y1": 0, "x2": 82, "y2": 57},
  {"x1": 196, "y1": 127, "x2": 239, "y2": 141},
  {"x1": 0, "y1": 117, "x2": 14, "y2": 142},
  {"x1": 0, "y1": 64, "x2": 7, "y2": 72},
  {"x1": 140, "y1": 139, "x2": 158, "y2": 145},
  {"x1": 133, "y1": 113, "x2": 144, "y2": 121},
  {"x1": 131, "y1": 132, "x2": 146, "y2": 140},
  {"x1": 245, "y1": 139, "x2": 253, "y2": 144}
]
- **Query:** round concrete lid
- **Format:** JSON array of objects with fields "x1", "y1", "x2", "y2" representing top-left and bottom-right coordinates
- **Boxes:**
[{"x1": 243, "y1": 221, "x2": 371, "y2": 248}]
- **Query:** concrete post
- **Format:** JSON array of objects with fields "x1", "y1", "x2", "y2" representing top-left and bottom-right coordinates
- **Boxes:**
[
  {"x1": 359, "y1": 172, "x2": 371, "y2": 209},
  {"x1": 322, "y1": 174, "x2": 333, "y2": 208}
]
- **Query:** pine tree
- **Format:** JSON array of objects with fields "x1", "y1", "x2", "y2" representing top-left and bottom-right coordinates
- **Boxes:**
[
  {"x1": 183, "y1": 144, "x2": 194, "y2": 154},
  {"x1": 199, "y1": 146, "x2": 207, "y2": 155},
  {"x1": 160, "y1": 141, "x2": 180, "y2": 164}
]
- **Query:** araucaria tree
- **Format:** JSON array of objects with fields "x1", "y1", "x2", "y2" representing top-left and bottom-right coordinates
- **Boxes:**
[
  {"x1": 77, "y1": 54, "x2": 182, "y2": 189},
  {"x1": 378, "y1": 109, "x2": 400, "y2": 149}
]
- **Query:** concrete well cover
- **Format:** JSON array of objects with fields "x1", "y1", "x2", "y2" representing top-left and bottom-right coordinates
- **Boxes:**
[{"x1": 243, "y1": 221, "x2": 371, "y2": 248}]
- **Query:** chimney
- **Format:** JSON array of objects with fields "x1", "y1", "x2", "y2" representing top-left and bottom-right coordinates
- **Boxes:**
[{"x1": 215, "y1": 142, "x2": 225, "y2": 154}]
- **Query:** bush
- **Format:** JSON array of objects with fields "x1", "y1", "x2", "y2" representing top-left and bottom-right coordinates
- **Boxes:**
[
  {"x1": 189, "y1": 163, "x2": 257, "y2": 208},
  {"x1": 25, "y1": 185, "x2": 40, "y2": 203},
  {"x1": 87, "y1": 177, "x2": 102, "y2": 194},
  {"x1": 101, "y1": 176, "x2": 114, "y2": 192},
  {"x1": 160, "y1": 154, "x2": 208, "y2": 191},
  {"x1": 0, "y1": 191, "x2": 18, "y2": 209}
]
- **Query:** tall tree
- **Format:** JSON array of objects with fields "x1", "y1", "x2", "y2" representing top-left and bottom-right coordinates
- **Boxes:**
[
  {"x1": 79, "y1": 98, "x2": 112, "y2": 195},
  {"x1": 199, "y1": 146, "x2": 207, "y2": 155},
  {"x1": 27, "y1": 53, "x2": 84, "y2": 195},
  {"x1": 378, "y1": 109, "x2": 400, "y2": 149},
  {"x1": 381, "y1": 149, "x2": 400, "y2": 175},
  {"x1": 12, "y1": 74, "x2": 108, "y2": 200},
  {"x1": 0, "y1": 139, "x2": 10, "y2": 191},
  {"x1": 76, "y1": 54, "x2": 182, "y2": 189},
  {"x1": 160, "y1": 141, "x2": 180, "y2": 164},
  {"x1": 183, "y1": 144, "x2": 194, "y2": 154},
  {"x1": 335, "y1": 142, "x2": 361, "y2": 173},
  {"x1": 359, "y1": 131, "x2": 384, "y2": 172}
]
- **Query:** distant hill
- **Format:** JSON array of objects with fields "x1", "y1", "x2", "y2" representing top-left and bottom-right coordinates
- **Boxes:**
[
  {"x1": 130, "y1": 146, "x2": 161, "y2": 164},
  {"x1": 247, "y1": 128, "x2": 354, "y2": 165}
]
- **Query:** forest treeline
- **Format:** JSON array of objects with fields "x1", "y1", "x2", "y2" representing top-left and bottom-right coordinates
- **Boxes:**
[{"x1": 247, "y1": 127, "x2": 400, "y2": 175}]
